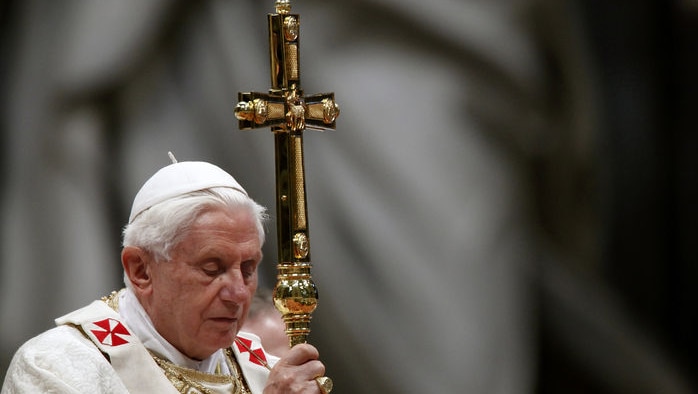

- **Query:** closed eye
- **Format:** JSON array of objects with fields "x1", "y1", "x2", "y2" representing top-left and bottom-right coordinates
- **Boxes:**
[
  {"x1": 241, "y1": 260, "x2": 257, "y2": 279},
  {"x1": 202, "y1": 262, "x2": 223, "y2": 276}
]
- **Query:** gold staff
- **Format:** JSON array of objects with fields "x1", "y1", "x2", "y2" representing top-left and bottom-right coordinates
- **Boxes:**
[{"x1": 234, "y1": 1, "x2": 338, "y2": 391}]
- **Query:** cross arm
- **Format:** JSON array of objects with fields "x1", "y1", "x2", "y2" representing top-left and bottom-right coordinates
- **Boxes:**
[{"x1": 235, "y1": 91, "x2": 339, "y2": 132}]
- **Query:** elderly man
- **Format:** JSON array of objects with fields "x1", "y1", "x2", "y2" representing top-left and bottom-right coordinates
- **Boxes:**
[{"x1": 2, "y1": 159, "x2": 328, "y2": 394}]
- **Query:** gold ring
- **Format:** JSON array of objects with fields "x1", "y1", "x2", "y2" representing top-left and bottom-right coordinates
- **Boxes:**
[{"x1": 315, "y1": 376, "x2": 333, "y2": 394}]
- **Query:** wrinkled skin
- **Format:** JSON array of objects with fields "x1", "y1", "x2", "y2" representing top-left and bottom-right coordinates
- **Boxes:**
[{"x1": 123, "y1": 206, "x2": 325, "y2": 392}]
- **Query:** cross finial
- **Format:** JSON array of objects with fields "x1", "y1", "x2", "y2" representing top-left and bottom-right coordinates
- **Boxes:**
[{"x1": 275, "y1": 0, "x2": 291, "y2": 14}]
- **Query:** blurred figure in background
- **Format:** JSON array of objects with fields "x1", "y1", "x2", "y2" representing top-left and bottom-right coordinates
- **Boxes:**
[{"x1": 242, "y1": 287, "x2": 290, "y2": 359}]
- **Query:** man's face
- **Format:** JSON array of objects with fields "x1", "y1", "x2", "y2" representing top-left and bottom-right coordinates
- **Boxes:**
[{"x1": 144, "y1": 206, "x2": 262, "y2": 360}]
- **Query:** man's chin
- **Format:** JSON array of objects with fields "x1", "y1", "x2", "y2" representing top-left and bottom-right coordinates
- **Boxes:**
[
  {"x1": 189, "y1": 336, "x2": 237, "y2": 360},
  {"x1": 210, "y1": 328, "x2": 240, "y2": 348},
  {"x1": 196, "y1": 322, "x2": 239, "y2": 349}
]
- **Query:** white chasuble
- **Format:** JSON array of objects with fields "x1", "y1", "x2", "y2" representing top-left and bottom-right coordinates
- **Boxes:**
[{"x1": 2, "y1": 292, "x2": 276, "y2": 394}]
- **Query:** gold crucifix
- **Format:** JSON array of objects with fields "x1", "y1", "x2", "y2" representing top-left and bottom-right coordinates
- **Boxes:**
[{"x1": 234, "y1": 0, "x2": 339, "y2": 347}]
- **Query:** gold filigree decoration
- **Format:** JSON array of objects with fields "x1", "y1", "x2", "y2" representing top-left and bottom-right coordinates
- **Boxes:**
[
  {"x1": 150, "y1": 349, "x2": 250, "y2": 394},
  {"x1": 293, "y1": 232, "x2": 309, "y2": 259},
  {"x1": 322, "y1": 98, "x2": 340, "y2": 124},
  {"x1": 285, "y1": 91, "x2": 306, "y2": 132},
  {"x1": 101, "y1": 289, "x2": 123, "y2": 312},
  {"x1": 283, "y1": 16, "x2": 299, "y2": 41}
]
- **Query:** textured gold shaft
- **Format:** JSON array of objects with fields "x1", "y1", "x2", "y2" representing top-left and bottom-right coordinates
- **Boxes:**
[
  {"x1": 292, "y1": 135, "x2": 306, "y2": 230},
  {"x1": 285, "y1": 43, "x2": 299, "y2": 81}
]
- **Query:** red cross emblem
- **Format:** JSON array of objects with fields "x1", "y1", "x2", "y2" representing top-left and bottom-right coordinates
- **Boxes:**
[
  {"x1": 235, "y1": 336, "x2": 268, "y2": 366},
  {"x1": 90, "y1": 318, "x2": 131, "y2": 346}
]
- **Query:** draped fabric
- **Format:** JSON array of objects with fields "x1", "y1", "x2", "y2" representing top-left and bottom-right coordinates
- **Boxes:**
[
  {"x1": 1, "y1": 1, "x2": 596, "y2": 392},
  {"x1": 2, "y1": 296, "x2": 275, "y2": 394},
  {"x1": 2, "y1": 326, "x2": 130, "y2": 394}
]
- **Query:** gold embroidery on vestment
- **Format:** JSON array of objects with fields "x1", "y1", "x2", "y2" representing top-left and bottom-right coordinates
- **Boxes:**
[
  {"x1": 101, "y1": 289, "x2": 123, "y2": 312},
  {"x1": 150, "y1": 350, "x2": 250, "y2": 394}
]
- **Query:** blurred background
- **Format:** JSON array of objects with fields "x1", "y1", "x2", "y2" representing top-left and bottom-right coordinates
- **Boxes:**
[{"x1": 1, "y1": 0, "x2": 697, "y2": 392}]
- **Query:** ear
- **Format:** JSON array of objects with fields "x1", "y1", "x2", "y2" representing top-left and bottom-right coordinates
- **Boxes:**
[{"x1": 121, "y1": 246, "x2": 153, "y2": 294}]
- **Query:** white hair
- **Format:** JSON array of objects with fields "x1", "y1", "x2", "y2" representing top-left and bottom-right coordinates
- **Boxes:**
[{"x1": 122, "y1": 187, "x2": 268, "y2": 287}]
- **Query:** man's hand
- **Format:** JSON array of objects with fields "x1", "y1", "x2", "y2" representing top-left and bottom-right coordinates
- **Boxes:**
[{"x1": 263, "y1": 343, "x2": 326, "y2": 393}]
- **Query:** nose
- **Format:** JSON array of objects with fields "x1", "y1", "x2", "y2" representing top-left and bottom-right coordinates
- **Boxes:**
[{"x1": 218, "y1": 271, "x2": 250, "y2": 304}]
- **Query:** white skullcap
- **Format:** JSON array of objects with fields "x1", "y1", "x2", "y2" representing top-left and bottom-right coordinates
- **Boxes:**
[{"x1": 129, "y1": 161, "x2": 248, "y2": 223}]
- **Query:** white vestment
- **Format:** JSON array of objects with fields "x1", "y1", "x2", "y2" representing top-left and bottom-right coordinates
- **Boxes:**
[{"x1": 2, "y1": 289, "x2": 277, "y2": 393}]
